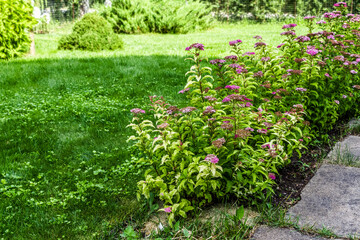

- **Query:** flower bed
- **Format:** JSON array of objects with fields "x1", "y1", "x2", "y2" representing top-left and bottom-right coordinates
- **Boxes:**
[{"x1": 128, "y1": 2, "x2": 360, "y2": 225}]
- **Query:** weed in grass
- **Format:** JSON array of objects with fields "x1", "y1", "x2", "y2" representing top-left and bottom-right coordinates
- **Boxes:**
[{"x1": 328, "y1": 145, "x2": 360, "y2": 167}]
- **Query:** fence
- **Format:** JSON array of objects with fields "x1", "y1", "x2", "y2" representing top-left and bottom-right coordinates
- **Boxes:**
[
  {"x1": 203, "y1": 0, "x2": 360, "y2": 20},
  {"x1": 33, "y1": 0, "x2": 106, "y2": 23},
  {"x1": 34, "y1": 0, "x2": 360, "y2": 23}
]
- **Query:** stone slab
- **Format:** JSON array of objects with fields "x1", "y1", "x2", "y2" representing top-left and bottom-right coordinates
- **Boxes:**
[
  {"x1": 326, "y1": 135, "x2": 360, "y2": 164},
  {"x1": 251, "y1": 226, "x2": 328, "y2": 240},
  {"x1": 287, "y1": 164, "x2": 360, "y2": 238}
]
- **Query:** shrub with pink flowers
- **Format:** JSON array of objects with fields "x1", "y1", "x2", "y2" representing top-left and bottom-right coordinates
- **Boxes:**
[{"x1": 128, "y1": 3, "x2": 360, "y2": 225}]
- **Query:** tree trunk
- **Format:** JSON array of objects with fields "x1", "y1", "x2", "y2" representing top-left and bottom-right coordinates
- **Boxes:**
[{"x1": 80, "y1": 0, "x2": 90, "y2": 17}]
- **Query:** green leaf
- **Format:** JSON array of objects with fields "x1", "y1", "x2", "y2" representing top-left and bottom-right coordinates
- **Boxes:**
[
  {"x1": 183, "y1": 228, "x2": 190, "y2": 237},
  {"x1": 236, "y1": 205, "x2": 245, "y2": 221},
  {"x1": 179, "y1": 210, "x2": 187, "y2": 218},
  {"x1": 174, "y1": 221, "x2": 180, "y2": 231}
]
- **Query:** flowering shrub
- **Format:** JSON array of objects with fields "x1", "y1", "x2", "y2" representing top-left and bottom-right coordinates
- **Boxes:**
[{"x1": 128, "y1": 3, "x2": 360, "y2": 225}]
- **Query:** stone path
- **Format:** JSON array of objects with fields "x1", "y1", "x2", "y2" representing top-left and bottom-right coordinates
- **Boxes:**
[
  {"x1": 251, "y1": 133, "x2": 360, "y2": 240},
  {"x1": 251, "y1": 226, "x2": 329, "y2": 240}
]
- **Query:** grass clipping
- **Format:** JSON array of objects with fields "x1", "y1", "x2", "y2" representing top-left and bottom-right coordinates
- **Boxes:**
[{"x1": 58, "y1": 13, "x2": 123, "y2": 51}]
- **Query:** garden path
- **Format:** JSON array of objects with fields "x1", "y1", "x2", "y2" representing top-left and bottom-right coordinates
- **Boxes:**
[{"x1": 251, "y1": 134, "x2": 360, "y2": 240}]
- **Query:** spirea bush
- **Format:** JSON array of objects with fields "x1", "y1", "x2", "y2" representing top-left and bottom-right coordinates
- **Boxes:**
[
  {"x1": 128, "y1": 2, "x2": 360, "y2": 225},
  {"x1": 58, "y1": 13, "x2": 123, "y2": 51},
  {"x1": 101, "y1": 0, "x2": 213, "y2": 34},
  {"x1": 0, "y1": 0, "x2": 36, "y2": 59}
]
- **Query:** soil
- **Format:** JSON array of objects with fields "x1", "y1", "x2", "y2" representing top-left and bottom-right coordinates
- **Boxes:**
[{"x1": 271, "y1": 121, "x2": 351, "y2": 208}]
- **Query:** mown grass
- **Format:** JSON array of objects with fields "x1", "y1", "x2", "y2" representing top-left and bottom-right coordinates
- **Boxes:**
[{"x1": 0, "y1": 21, "x2": 310, "y2": 239}]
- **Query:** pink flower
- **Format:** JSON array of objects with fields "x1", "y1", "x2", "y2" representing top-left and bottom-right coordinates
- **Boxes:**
[
  {"x1": 225, "y1": 85, "x2": 240, "y2": 90},
  {"x1": 229, "y1": 39, "x2": 242, "y2": 46},
  {"x1": 164, "y1": 207, "x2": 172, "y2": 213},
  {"x1": 225, "y1": 55, "x2": 238, "y2": 60},
  {"x1": 228, "y1": 63, "x2": 241, "y2": 69},
  {"x1": 185, "y1": 43, "x2": 204, "y2": 51},
  {"x1": 282, "y1": 23, "x2": 297, "y2": 29},
  {"x1": 296, "y1": 88, "x2": 307, "y2": 92},
  {"x1": 342, "y1": 95, "x2": 347, "y2": 99},
  {"x1": 205, "y1": 154, "x2": 219, "y2": 164},
  {"x1": 222, "y1": 97, "x2": 231, "y2": 103},
  {"x1": 254, "y1": 42, "x2": 267, "y2": 48},
  {"x1": 350, "y1": 70, "x2": 358, "y2": 74},
  {"x1": 269, "y1": 173, "x2": 276, "y2": 180},
  {"x1": 295, "y1": 36, "x2": 311, "y2": 42},
  {"x1": 245, "y1": 127, "x2": 254, "y2": 132},
  {"x1": 306, "y1": 46, "x2": 319, "y2": 56},
  {"x1": 130, "y1": 108, "x2": 145, "y2": 114},
  {"x1": 334, "y1": 100, "x2": 340, "y2": 104},
  {"x1": 317, "y1": 20, "x2": 326, "y2": 24},
  {"x1": 245, "y1": 102, "x2": 253, "y2": 107},
  {"x1": 334, "y1": 2, "x2": 347, "y2": 7},
  {"x1": 242, "y1": 52, "x2": 255, "y2": 56},
  {"x1": 299, "y1": 139, "x2": 304, "y2": 142},
  {"x1": 277, "y1": 43, "x2": 285, "y2": 48},
  {"x1": 257, "y1": 129, "x2": 268, "y2": 134},
  {"x1": 236, "y1": 67, "x2": 247, "y2": 74},
  {"x1": 304, "y1": 16, "x2": 316, "y2": 20},
  {"x1": 281, "y1": 31, "x2": 296, "y2": 36}
]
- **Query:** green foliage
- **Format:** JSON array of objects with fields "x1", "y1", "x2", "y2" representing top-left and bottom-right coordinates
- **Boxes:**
[
  {"x1": 0, "y1": 0, "x2": 36, "y2": 59},
  {"x1": 101, "y1": 0, "x2": 213, "y2": 34},
  {"x1": 58, "y1": 12, "x2": 123, "y2": 51},
  {"x1": 129, "y1": 4, "x2": 360, "y2": 225},
  {"x1": 129, "y1": 44, "x2": 310, "y2": 225}
]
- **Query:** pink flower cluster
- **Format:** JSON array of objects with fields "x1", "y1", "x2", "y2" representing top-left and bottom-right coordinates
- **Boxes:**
[
  {"x1": 130, "y1": 108, "x2": 145, "y2": 114},
  {"x1": 304, "y1": 16, "x2": 316, "y2": 20},
  {"x1": 334, "y1": 2, "x2": 347, "y2": 7},
  {"x1": 306, "y1": 46, "x2": 319, "y2": 56},
  {"x1": 254, "y1": 42, "x2": 267, "y2": 48},
  {"x1": 178, "y1": 88, "x2": 190, "y2": 94},
  {"x1": 268, "y1": 173, "x2": 276, "y2": 180},
  {"x1": 295, "y1": 36, "x2": 310, "y2": 42},
  {"x1": 281, "y1": 31, "x2": 296, "y2": 36},
  {"x1": 242, "y1": 52, "x2": 255, "y2": 56},
  {"x1": 225, "y1": 85, "x2": 240, "y2": 90},
  {"x1": 205, "y1": 154, "x2": 219, "y2": 164},
  {"x1": 209, "y1": 59, "x2": 226, "y2": 66},
  {"x1": 185, "y1": 43, "x2": 204, "y2": 51},
  {"x1": 296, "y1": 87, "x2": 307, "y2": 92},
  {"x1": 229, "y1": 39, "x2": 242, "y2": 46},
  {"x1": 282, "y1": 23, "x2": 297, "y2": 29}
]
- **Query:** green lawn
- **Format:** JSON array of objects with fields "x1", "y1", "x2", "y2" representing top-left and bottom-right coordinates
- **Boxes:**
[{"x1": 0, "y1": 21, "x2": 309, "y2": 239}]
